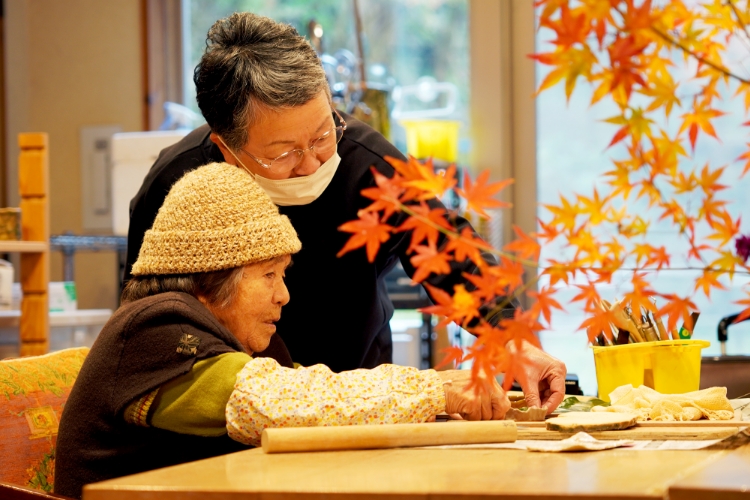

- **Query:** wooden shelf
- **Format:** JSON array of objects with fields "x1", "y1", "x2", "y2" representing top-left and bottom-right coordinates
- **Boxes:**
[
  {"x1": 0, "y1": 240, "x2": 48, "y2": 253},
  {"x1": 16, "y1": 132, "x2": 50, "y2": 356}
]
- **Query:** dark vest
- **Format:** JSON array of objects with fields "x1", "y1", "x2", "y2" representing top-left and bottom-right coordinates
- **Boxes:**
[{"x1": 54, "y1": 292, "x2": 293, "y2": 499}]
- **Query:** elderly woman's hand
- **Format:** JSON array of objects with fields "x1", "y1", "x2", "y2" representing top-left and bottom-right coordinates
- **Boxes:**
[
  {"x1": 437, "y1": 370, "x2": 510, "y2": 420},
  {"x1": 508, "y1": 340, "x2": 567, "y2": 414}
]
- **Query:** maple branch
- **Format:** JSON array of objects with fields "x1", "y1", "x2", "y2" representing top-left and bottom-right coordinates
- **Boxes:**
[
  {"x1": 608, "y1": 2, "x2": 750, "y2": 84},
  {"x1": 481, "y1": 273, "x2": 540, "y2": 325},
  {"x1": 560, "y1": 264, "x2": 750, "y2": 274},
  {"x1": 650, "y1": 26, "x2": 750, "y2": 85},
  {"x1": 393, "y1": 199, "x2": 541, "y2": 269},
  {"x1": 727, "y1": 0, "x2": 750, "y2": 47}
]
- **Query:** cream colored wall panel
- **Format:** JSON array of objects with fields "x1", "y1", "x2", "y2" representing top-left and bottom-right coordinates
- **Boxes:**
[{"x1": 7, "y1": 0, "x2": 143, "y2": 310}]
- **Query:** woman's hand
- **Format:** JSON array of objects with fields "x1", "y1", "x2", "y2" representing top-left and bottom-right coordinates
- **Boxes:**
[
  {"x1": 507, "y1": 340, "x2": 567, "y2": 414},
  {"x1": 437, "y1": 370, "x2": 510, "y2": 421}
]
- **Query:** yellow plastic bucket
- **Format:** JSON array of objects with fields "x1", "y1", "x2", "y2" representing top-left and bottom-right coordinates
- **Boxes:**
[
  {"x1": 399, "y1": 119, "x2": 460, "y2": 162},
  {"x1": 592, "y1": 339, "x2": 709, "y2": 401}
]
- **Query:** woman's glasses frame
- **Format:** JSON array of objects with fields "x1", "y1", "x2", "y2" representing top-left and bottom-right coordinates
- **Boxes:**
[{"x1": 241, "y1": 109, "x2": 347, "y2": 174}]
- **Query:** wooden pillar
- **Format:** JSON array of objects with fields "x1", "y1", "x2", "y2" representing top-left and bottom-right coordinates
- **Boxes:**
[{"x1": 18, "y1": 133, "x2": 49, "y2": 356}]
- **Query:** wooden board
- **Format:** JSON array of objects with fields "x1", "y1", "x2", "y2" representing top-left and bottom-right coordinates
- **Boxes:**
[{"x1": 517, "y1": 426, "x2": 741, "y2": 441}]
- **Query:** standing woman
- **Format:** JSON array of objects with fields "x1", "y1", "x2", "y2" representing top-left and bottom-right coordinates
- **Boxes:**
[
  {"x1": 126, "y1": 12, "x2": 566, "y2": 411},
  {"x1": 56, "y1": 163, "x2": 510, "y2": 499}
]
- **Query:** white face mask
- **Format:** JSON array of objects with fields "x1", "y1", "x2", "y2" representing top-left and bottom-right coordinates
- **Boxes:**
[{"x1": 219, "y1": 137, "x2": 341, "y2": 206}]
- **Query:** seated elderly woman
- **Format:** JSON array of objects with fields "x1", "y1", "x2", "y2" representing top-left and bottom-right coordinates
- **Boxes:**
[{"x1": 54, "y1": 162, "x2": 511, "y2": 499}]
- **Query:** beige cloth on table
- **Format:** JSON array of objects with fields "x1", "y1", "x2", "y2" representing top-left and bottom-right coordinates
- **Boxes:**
[{"x1": 591, "y1": 385, "x2": 735, "y2": 421}]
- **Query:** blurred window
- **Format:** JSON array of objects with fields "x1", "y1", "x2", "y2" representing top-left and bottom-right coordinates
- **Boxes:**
[
  {"x1": 535, "y1": 8, "x2": 750, "y2": 396},
  {"x1": 183, "y1": 0, "x2": 470, "y2": 153}
]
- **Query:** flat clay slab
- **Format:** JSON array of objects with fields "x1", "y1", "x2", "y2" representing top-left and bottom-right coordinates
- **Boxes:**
[
  {"x1": 545, "y1": 412, "x2": 637, "y2": 432},
  {"x1": 505, "y1": 407, "x2": 547, "y2": 422}
]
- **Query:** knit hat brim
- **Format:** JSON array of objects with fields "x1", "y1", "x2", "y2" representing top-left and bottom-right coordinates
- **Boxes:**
[
  {"x1": 132, "y1": 216, "x2": 300, "y2": 275},
  {"x1": 130, "y1": 162, "x2": 302, "y2": 276}
]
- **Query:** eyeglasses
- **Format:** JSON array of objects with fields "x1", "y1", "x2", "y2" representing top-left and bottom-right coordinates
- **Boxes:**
[{"x1": 241, "y1": 110, "x2": 347, "y2": 174}]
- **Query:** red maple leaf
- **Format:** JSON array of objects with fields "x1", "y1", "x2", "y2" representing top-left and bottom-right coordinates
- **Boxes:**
[
  {"x1": 395, "y1": 202, "x2": 452, "y2": 252},
  {"x1": 570, "y1": 282, "x2": 603, "y2": 312},
  {"x1": 337, "y1": 210, "x2": 392, "y2": 262},
  {"x1": 656, "y1": 293, "x2": 699, "y2": 334},
  {"x1": 456, "y1": 170, "x2": 513, "y2": 219},
  {"x1": 734, "y1": 297, "x2": 750, "y2": 323},
  {"x1": 434, "y1": 346, "x2": 465, "y2": 370},
  {"x1": 503, "y1": 225, "x2": 541, "y2": 262},
  {"x1": 579, "y1": 309, "x2": 618, "y2": 344},
  {"x1": 360, "y1": 167, "x2": 404, "y2": 220},
  {"x1": 421, "y1": 283, "x2": 481, "y2": 328},
  {"x1": 528, "y1": 286, "x2": 564, "y2": 326},
  {"x1": 445, "y1": 227, "x2": 490, "y2": 267},
  {"x1": 409, "y1": 242, "x2": 452, "y2": 283}
]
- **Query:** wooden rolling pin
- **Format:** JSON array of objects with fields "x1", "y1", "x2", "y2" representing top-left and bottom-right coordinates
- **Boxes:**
[{"x1": 261, "y1": 420, "x2": 517, "y2": 454}]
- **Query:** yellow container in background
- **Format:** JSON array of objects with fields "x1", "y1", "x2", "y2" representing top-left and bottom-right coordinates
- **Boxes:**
[
  {"x1": 592, "y1": 339, "x2": 709, "y2": 401},
  {"x1": 399, "y1": 119, "x2": 460, "y2": 162}
]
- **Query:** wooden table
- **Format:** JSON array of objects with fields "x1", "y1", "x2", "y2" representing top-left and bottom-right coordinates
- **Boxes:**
[
  {"x1": 669, "y1": 438, "x2": 750, "y2": 500},
  {"x1": 83, "y1": 440, "x2": 750, "y2": 500}
]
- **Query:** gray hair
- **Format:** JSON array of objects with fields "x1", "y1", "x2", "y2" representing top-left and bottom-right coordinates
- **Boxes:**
[
  {"x1": 121, "y1": 266, "x2": 245, "y2": 309},
  {"x1": 194, "y1": 12, "x2": 330, "y2": 150}
]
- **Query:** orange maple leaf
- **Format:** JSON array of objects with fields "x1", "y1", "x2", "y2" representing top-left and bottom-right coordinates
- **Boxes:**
[
  {"x1": 679, "y1": 100, "x2": 726, "y2": 150},
  {"x1": 575, "y1": 188, "x2": 612, "y2": 225},
  {"x1": 402, "y1": 159, "x2": 457, "y2": 201},
  {"x1": 697, "y1": 164, "x2": 728, "y2": 195},
  {"x1": 337, "y1": 210, "x2": 392, "y2": 262},
  {"x1": 700, "y1": 195, "x2": 729, "y2": 224},
  {"x1": 385, "y1": 155, "x2": 437, "y2": 202},
  {"x1": 647, "y1": 245, "x2": 670, "y2": 270},
  {"x1": 445, "y1": 227, "x2": 490, "y2": 267},
  {"x1": 395, "y1": 202, "x2": 453, "y2": 252},
  {"x1": 421, "y1": 283, "x2": 481, "y2": 328},
  {"x1": 503, "y1": 225, "x2": 541, "y2": 262},
  {"x1": 621, "y1": 0, "x2": 655, "y2": 32},
  {"x1": 734, "y1": 297, "x2": 750, "y2": 323},
  {"x1": 360, "y1": 167, "x2": 404, "y2": 220},
  {"x1": 694, "y1": 270, "x2": 726, "y2": 298},
  {"x1": 385, "y1": 155, "x2": 423, "y2": 181},
  {"x1": 656, "y1": 294, "x2": 699, "y2": 334},
  {"x1": 537, "y1": 218, "x2": 562, "y2": 242},
  {"x1": 544, "y1": 3, "x2": 590, "y2": 47},
  {"x1": 499, "y1": 310, "x2": 544, "y2": 347},
  {"x1": 687, "y1": 242, "x2": 712, "y2": 262},
  {"x1": 658, "y1": 199, "x2": 685, "y2": 225},
  {"x1": 632, "y1": 244, "x2": 670, "y2": 270},
  {"x1": 543, "y1": 260, "x2": 579, "y2": 286},
  {"x1": 632, "y1": 243, "x2": 655, "y2": 266},
  {"x1": 735, "y1": 144, "x2": 750, "y2": 177},
  {"x1": 489, "y1": 257, "x2": 525, "y2": 293},
  {"x1": 570, "y1": 282, "x2": 603, "y2": 312},
  {"x1": 463, "y1": 269, "x2": 504, "y2": 302},
  {"x1": 579, "y1": 309, "x2": 618, "y2": 344},
  {"x1": 456, "y1": 170, "x2": 513, "y2": 219},
  {"x1": 409, "y1": 242, "x2": 452, "y2": 283},
  {"x1": 434, "y1": 345, "x2": 465, "y2": 370},
  {"x1": 621, "y1": 273, "x2": 657, "y2": 317},
  {"x1": 544, "y1": 194, "x2": 579, "y2": 232},
  {"x1": 527, "y1": 286, "x2": 564, "y2": 326},
  {"x1": 607, "y1": 35, "x2": 648, "y2": 100},
  {"x1": 530, "y1": 35, "x2": 597, "y2": 98},
  {"x1": 706, "y1": 210, "x2": 741, "y2": 247},
  {"x1": 708, "y1": 250, "x2": 744, "y2": 280}
]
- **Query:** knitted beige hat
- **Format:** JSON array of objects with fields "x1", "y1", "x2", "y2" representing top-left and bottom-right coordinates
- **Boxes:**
[{"x1": 131, "y1": 162, "x2": 301, "y2": 275}]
